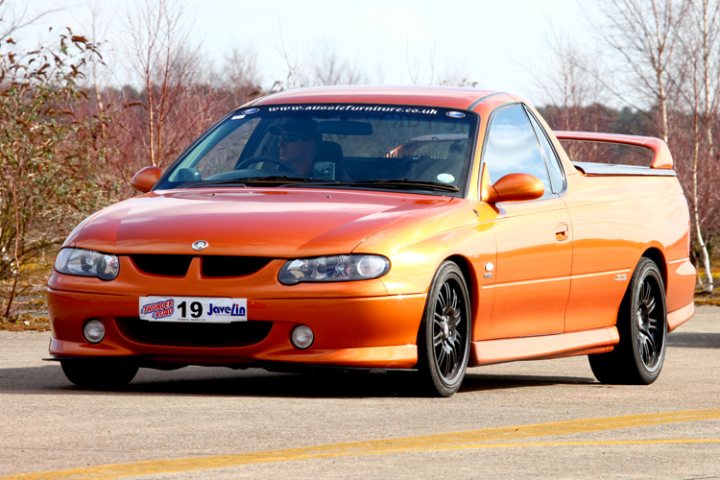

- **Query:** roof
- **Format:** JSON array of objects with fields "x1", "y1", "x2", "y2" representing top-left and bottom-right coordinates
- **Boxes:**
[{"x1": 252, "y1": 85, "x2": 518, "y2": 111}]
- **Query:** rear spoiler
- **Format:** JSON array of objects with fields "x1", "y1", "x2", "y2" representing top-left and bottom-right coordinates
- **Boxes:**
[{"x1": 554, "y1": 131, "x2": 673, "y2": 170}]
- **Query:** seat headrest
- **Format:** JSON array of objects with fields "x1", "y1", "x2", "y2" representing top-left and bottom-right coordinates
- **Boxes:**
[
  {"x1": 316, "y1": 141, "x2": 343, "y2": 163},
  {"x1": 313, "y1": 141, "x2": 344, "y2": 180}
]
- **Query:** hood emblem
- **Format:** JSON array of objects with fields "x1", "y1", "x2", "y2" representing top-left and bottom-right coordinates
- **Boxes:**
[{"x1": 192, "y1": 240, "x2": 209, "y2": 251}]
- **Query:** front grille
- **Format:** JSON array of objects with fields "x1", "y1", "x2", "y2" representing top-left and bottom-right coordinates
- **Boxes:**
[
  {"x1": 131, "y1": 255, "x2": 193, "y2": 276},
  {"x1": 117, "y1": 318, "x2": 273, "y2": 347},
  {"x1": 202, "y1": 256, "x2": 272, "y2": 277},
  {"x1": 129, "y1": 255, "x2": 271, "y2": 277}
]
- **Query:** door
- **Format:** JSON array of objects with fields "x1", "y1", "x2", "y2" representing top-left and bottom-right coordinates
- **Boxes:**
[{"x1": 479, "y1": 104, "x2": 571, "y2": 339}]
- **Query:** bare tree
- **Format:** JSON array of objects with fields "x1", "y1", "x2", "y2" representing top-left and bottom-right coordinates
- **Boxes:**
[
  {"x1": 532, "y1": 29, "x2": 607, "y2": 132},
  {"x1": 599, "y1": 0, "x2": 687, "y2": 143},
  {"x1": 405, "y1": 38, "x2": 424, "y2": 85},
  {"x1": 604, "y1": 0, "x2": 688, "y2": 142},
  {"x1": 85, "y1": 1, "x2": 110, "y2": 143},
  {"x1": 222, "y1": 47, "x2": 263, "y2": 106},
  {"x1": 309, "y1": 45, "x2": 366, "y2": 86},
  {"x1": 405, "y1": 40, "x2": 444, "y2": 85},
  {"x1": 274, "y1": 29, "x2": 305, "y2": 91},
  {"x1": 125, "y1": 0, "x2": 204, "y2": 167},
  {"x1": 530, "y1": 28, "x2": 617, "y2": 163},
  {"x1": 0, "y1": 0, "x2": 61, "y2": 42},
  {"x1": 434, "y1": 59, "x2": 478, "y2": 88},
  {"x1": 677, "y1": 0, "x2": 720, "y2": 292},
  {"x1": 273, "y1": 37, "x2": 368, "y2": 90}
]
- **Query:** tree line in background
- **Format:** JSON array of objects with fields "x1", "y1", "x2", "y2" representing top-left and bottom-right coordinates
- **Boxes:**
[
  {"x1": 0, "y1": 0, "x2": 718, "y2": 321},
  {"x1": 537, "y1": 0, "x2": 720, "y2": 294}
]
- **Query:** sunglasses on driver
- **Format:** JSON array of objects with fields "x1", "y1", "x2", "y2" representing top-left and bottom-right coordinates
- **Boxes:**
[{"x1": 278, "y1": 133, "x2": 312, "y2": 143}]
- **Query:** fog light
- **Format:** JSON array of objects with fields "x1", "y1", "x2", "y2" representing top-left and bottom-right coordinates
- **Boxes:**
[
  {"x1": 291, "y1": 325, "x2": 314, "y2": 349},
  {"x1": 83, "y1": 319, "x2": 105, "y2": 344}
]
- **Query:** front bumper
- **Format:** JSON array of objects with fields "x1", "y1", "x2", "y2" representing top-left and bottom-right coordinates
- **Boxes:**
[{"x1": 48, "y1": 287, "x2": 426, "y2": 369}]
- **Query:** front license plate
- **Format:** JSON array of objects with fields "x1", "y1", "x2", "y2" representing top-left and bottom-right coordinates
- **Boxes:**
[{"x1": 139, "y1": 296, "x2": 247, "y2": 323}]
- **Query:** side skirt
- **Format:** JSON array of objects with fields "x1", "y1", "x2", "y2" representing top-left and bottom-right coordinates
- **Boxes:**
[{"x1": 470, "y1": 327, "x2": 620, "y2": 367}]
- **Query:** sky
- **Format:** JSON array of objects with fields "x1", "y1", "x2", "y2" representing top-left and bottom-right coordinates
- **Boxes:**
[{"x1": 11, "y1": 0, "x2": 599, "y2": 106}]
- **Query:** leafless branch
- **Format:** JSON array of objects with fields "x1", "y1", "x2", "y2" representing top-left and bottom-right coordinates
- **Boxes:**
[{"x1": 0, "y1": 0, "x2": 63, "y2": 42}]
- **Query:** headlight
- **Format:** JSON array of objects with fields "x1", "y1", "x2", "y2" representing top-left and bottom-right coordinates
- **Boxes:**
[
  {"x1": 278, "y1": 255, "x2": 390, "y2": 285},
  {"x1": 54, "y1": 248, "x2": 119, "y2": 280}
]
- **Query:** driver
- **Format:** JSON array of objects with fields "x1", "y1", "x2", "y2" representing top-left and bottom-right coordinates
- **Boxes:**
[{"x1": 270, "y1": 119, "x2": 319, "y2": 176}]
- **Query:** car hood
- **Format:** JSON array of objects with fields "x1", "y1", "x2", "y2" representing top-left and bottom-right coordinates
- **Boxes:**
[{"x1": 66, "y1": 188, "x2": 461, "y2": 257}]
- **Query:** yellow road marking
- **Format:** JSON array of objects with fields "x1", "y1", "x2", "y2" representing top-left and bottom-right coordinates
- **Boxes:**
[{"x1": 5, "y1": 409, "x2": 720, "y2": 480}]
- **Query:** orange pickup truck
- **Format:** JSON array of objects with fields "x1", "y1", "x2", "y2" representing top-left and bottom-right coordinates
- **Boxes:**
[{"x1": 47, "y1": 87, "x2": 695, "y2": 396}]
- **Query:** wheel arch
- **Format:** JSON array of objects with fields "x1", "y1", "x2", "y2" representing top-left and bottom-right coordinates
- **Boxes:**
[
  {"x1": 417, "y1": 255, "x2": 478, "y2": 346},
  {"x1": 613, "y1": 247, "x2": 667, "y2": 328},
  {"x1": 641, "y1": 247, "x2": 667, "y2": 291},
  {"x1": 444, "y1": 254, "x2": 479, "y2": 327}
]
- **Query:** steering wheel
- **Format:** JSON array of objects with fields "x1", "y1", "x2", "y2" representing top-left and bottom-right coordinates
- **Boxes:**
[{"x1": 236, "y1": 156, "x2": 299, "y2": 176}]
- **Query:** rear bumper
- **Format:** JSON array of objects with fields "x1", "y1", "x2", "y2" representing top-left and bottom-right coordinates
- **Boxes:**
[
  {"x1": 666, "y1": 257, "x2": 696, "y2": 332},
  {"x1": 667, "y1": 302, "x2": 695, "y2": 332},
  {"x1": 48, "y1": 287, "x2": 426, "y2": 369}
]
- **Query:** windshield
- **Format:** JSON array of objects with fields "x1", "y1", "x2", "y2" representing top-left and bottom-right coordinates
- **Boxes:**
[{"x1": 156, "y1": 104, "x2": 478, "y2": 196}]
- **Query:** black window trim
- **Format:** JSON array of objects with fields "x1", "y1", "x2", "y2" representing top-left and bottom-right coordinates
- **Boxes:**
[
  {"x1": 478, "y1": 102, "x2": 558, "y2": 201},
  {"x1": 522, "y1": 105, "x2": 567, "y2": 195}
]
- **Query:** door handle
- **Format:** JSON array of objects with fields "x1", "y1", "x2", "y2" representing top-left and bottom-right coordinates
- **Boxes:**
[{"x1": 556, "y1": 222, "x2": 569, "y2": 241}]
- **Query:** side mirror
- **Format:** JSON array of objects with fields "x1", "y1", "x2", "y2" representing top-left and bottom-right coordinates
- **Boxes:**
[
  {"x1": 131, "y1": 166, "x2": 162, "y2": 193},
  {"x1": 483, "y1": 173, "x2": 544, "y2": 204}
]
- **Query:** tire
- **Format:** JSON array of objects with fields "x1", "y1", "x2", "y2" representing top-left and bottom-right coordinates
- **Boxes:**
[
  {"x1": 60, "y1": 359, "x2": 139, "y2": 388},
  {"x1": 417, "y1": 261, "x2": 471, "y2": 397},
  {"x1": 589, "y1": 257, "x2": 667, "y2": 385}
]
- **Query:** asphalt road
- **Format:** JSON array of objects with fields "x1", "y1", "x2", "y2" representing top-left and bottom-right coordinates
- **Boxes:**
[{"x1": 1, "y1": 306, "x2": 719, "y2": 479}]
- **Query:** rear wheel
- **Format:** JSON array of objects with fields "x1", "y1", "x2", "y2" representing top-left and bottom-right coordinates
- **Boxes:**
[
  {"x1": 418, "y1": 261, "x2": 471, "y2": 397},
  {"x1": 60, "y1": 359, "x2": 139, "y2": 388},
  {"x1": 589, "y1": 257, "x2": 667, "y2": 384}
]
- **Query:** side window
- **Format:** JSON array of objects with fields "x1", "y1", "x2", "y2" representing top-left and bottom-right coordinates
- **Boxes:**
[
  {"x1": 525, "y1": 108, "x2": 566, "y2": 194},
  {"x1": 482, "y1": 105, "x2": 552, "y2": 197}
]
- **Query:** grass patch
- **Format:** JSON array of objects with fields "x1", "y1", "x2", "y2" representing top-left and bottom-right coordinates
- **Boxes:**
[
  {"x1": 695, "y1": 296, "x2": 720, "y2": 306},
  {"x1": 1, "y1": 258, "x2": 52, "y2": 331},
  {"x1": 0, "y1": 314, "x2": 50, "y2": 331},
  {"x1": 695, "y1": 268, "x2": 720, "y2": 306}
]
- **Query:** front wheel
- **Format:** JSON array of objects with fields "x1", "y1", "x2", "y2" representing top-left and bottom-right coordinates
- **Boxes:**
[
  {"x1": 417, "y1": 261, "x2": 471, "y2": 397},
  {"x1": 60, "y1": 359, "x2": 139, "y2": 388},
  {"x1": 589, "y1": 257, "x2": 667, "y2": 384}
]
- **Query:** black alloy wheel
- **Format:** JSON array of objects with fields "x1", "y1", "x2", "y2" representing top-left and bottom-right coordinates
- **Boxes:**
[
  {"x1": 589, "y1": 257, "x2": 667, "y2": 384},
  {"x1": 636, "y1": 272, "x2": 665, "y2": 371},
  {"x1": 418, "y1": 261, "x2": 471, "y2": 397}
]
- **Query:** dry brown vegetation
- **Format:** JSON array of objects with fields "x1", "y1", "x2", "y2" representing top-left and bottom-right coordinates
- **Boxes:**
[{"x1": 1, "y1": 0, "x2": 719, "y2": 329}]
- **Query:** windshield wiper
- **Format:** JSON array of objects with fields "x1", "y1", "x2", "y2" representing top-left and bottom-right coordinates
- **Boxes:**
[
  {"x1": 241, "y1": 176, "x2": 316, "y2": 185},
  {"x1": 348, "y1": 179, "x2": 460, "y2": 193},
  {"x1": 182, "y1": 176, "x2": 314, "y2": 187},
  {"x1": 180, "y1": 177, "x2": 459, "y2": 193},
  {"x1": 274, "y1": 179, "x2": 461, "y2": 193},
  {"x1": 180, "y1": 179, "x2": 246, "y2": 187}
]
